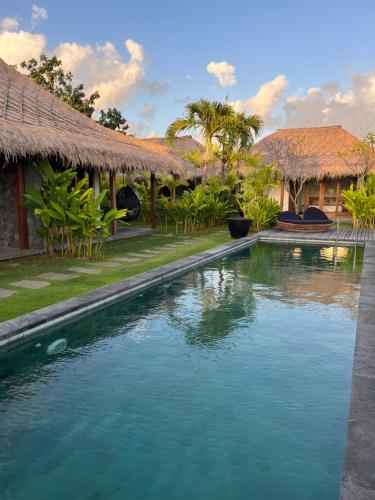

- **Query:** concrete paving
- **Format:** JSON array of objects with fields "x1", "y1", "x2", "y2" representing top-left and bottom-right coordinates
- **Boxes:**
[
  {"x1": 37, "y1": 272, "x2": 80, "y2": 281},
  {"x1": 89, "y1": 262, "x2": 120, "y2": 268},
  {"x1": 67, "y1": 267, "x2": 101, "y2": 275},
  {"x1": 0, "y1": 289, "x2": 15, "y2": 298},
  {"x1": 11, "y1": 280, "x2": 50, "y2": 289},
  {"x1": 112, "y1": 256, "x2": 141, "y2": 263}
]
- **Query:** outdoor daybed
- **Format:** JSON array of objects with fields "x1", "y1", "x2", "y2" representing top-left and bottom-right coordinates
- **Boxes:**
[{"x1": 277, "y1": 207, "x2": 333, "y2": 232}]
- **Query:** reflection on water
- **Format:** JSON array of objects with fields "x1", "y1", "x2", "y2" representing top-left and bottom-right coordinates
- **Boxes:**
[{"x1": 0, "y1": 243, "x2": 363, "y2": 500}]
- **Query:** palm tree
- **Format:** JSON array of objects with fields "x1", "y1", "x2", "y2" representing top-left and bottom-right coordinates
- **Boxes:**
[
  {"x1": 166, "y1": 99, "x2": 235, "y2": 183},
  {"x1": 216, "y1": 112, "x2": 263, "y2": 183}
]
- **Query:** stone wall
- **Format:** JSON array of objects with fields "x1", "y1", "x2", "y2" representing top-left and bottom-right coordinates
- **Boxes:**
[
  {"x1": 24, "y1": 165, "x2": 43, "y2": 249},
  {"x1": 0, "y1": 167, "x2": 18, "y2": 247},
  {"x1": 0, "y1": 164, "x2": 43, "y2": 249}
]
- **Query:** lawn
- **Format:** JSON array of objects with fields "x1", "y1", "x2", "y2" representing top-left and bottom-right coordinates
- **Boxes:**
[{"x1": 0, "y1": 227, "x2": 231, "y2": 323}]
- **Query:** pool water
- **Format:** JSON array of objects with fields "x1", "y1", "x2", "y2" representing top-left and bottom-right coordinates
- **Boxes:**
[{"x1": 0, "y1": 243, "x2": 362, "y2": 500}]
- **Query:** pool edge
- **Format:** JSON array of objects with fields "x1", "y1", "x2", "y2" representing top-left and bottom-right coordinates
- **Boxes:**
[{"x1": 339, "y1": 241, "x2": 375, "y2": 500}]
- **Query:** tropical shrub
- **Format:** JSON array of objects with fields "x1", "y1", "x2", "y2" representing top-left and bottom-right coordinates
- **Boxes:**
[
  {"x1": 237, "y1": 160, "x2": 281, "y2": 232},
  {"x1": 24, "y1": 160, "x2": 126, "y2": 259},
  {"x1": 341, "y1": 175, "x2": 375, "y2": 229},
  {"x1": 244, "y1": 198, "x2": 281, "y2": 232}
]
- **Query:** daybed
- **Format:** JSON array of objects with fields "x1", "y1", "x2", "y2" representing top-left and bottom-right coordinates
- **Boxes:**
[{"x1": 277, "y1": 207, "x2": 333, "y2": 232}]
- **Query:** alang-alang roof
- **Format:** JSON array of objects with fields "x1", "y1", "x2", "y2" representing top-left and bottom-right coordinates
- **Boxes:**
[
  {"x1": 0, "y1": 58, "x2": 183, "y2": 175},
  {"x1": 251, "y1": 125, "x2": 373, "y2": 180}
]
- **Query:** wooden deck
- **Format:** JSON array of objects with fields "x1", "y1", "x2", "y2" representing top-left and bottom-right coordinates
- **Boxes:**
[{"x1": 260, "y1": 227, "x2": 374, "y2": 246}]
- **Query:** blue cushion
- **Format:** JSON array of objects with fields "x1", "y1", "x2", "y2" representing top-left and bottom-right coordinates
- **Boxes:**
[
  {"x1": 303, "y1": 207, "x2": 328, "y2": 221},
  {"x1": 278, "y1": 211, "x2": 302, "y2": 222}
]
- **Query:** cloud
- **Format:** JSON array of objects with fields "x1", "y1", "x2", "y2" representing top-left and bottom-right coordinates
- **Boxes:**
[
  {"x1": 207, "y1": 61, "x2": 236, "y2": 87},
  {"x1": 0, "y1": 29, "x2": 46, "y2": 65},
  {"x1": 281, "y1": 70, "x2": 375, "y2": 135},
  {"x1": 0, "y1": 17, "x2": 19, "y2": 32},
  {"x1": 184, "y1": 75, "x2": 192, "y2": 81},
  {"x1": 125, "y1": 39, "x2": 144, "y2": 63},
  {"x1": 55, "y1": 39, "x2": 169, "y2": 111},
  {"x1": 232, "y1": 75, "x2": 288, "y2": 124},
  {"x1": 139, "y1": 104, "x2": 156, "y2": 120},
  {"x1": 31, "y1": 4, "x2": 48, "y2": 27}
]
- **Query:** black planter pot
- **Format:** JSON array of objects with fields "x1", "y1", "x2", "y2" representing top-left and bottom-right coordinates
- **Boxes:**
[{"x1": 227, "y1": 217, "x2": 253, "y2": 239}]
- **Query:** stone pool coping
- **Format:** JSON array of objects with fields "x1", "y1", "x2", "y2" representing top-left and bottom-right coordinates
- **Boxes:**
[{"x1": 340, "y1": 241, "x2": 375, "y2": 500}]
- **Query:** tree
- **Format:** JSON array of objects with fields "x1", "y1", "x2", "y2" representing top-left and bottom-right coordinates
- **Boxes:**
[
  {"x1": 20, "y1": 53, "x2": 99, "y2": 117},
  {"x1": 337, "y1": 132, "x2": 375, "y2": 186},
  {"x1": 264, "y1": 136, "x2": 312, "y2": 212},
  {"x1": 166, "y1": 99, "x2": 235, "y2": 184},
  {"x1": 216, "y1": 112, "x2": 263, "y2": 183},
  {"x1": 97, "y1": 107, "x2": 129, "y2": 134}
]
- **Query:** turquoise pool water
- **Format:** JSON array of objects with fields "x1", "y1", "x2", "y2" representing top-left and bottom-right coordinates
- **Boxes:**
[{"x1": 0, "y1": 243, "x2": 362, "y2": 500}]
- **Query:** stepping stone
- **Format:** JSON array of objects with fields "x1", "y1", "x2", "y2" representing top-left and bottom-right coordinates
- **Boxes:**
[
  {"x1": 37, "y1": 272, "x2": 80, "y2": 281},
  {"x1": 67, "y1": 267, "x2": 101, "y2": 275},
  {"x1": 164, "y1": 244, "x2": 180, "y2": 248},
  {"x1": 126, "y1": 252, "x2": 153, "y2": 258},
  {"x1": 112, "y1": 256, "x2": 140, "y2": 263},
  {"x1": 11, "y1": 280, "x2": 50, "y2": 289},
  {"x1": 89, "y1": 261, "x2": 120, "y2": 268},
  {"x1": 0, "y1": 288, "x2": 15, "y2": 298},
  {"x1": 142, "y1": 249, "x2": 162, "y2": 254}
]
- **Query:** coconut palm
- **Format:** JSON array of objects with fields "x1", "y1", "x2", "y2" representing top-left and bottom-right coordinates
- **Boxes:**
[
  {"x1": 166, "y1": 99, "x2": 235, "y2": 183},
  {"x1": 216, "y1": 112, "x2": 263, "y2": 183}
]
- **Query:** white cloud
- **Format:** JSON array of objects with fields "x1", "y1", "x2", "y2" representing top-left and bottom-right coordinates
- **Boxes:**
[
  {"x1": 0, "y1": 17, "x2": 19, "y2": 32},
  {"x1": 125, "y1": 39, "x2": 144, "y2": 64},
  {"x1": 231, "y1": 74, "x2": 288, "y2": 123},
  {"x1": 0, "y1": 29, "x2": 46, "y2": 65},
  {"x1": 281, "y1": 71, "x2": 375, "y2": 135},
  {"x1": 206, "y1": 61, "x2": 236, "y2": 87},
  {"x1": 184, "y1": 74, "x2": 192, "y2": 81},
  {"x1": 31, "y1": 4, "x2": 48, "y2": 27}
]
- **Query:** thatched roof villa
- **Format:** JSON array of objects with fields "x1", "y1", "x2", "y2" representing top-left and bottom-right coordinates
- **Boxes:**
[
  {"x1": 0, "y1": 58, "x2": 183, "y2": 250},
  {"x1": 252, "y1": 125, "x2": 374, "y2": 216}
]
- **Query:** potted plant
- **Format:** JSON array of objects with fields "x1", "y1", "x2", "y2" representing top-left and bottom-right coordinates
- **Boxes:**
[{"x1": 227, "y1": 202, "x2": 253, "y2": 238}]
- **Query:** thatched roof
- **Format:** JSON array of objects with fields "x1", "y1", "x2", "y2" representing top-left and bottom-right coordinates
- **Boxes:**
[
  {"x1": 144, "y1": 136, "x2": 220, "y2": 178},
  {"x1": 251, "y1": 125, "x2": 372, "y2": 180},
  {"x1": 0, "y1": 58, "x2": 183, "y2": 174}
]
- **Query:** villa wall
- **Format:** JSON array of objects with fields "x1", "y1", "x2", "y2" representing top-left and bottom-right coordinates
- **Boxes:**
[
  {"x1": 0, "y1": 167, "x2": 18, "y2": 248},
  {"x1": 0, "y1": 164, "x2": 42, "y2": 249}
]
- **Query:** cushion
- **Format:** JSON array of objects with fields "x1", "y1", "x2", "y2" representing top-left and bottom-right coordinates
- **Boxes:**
[
  {"x1": 278, "y1": 211, "x2": 302, "y2": 222},
  {"x1": 303, "y1": 206, "x2": 328, "y2": 221}
]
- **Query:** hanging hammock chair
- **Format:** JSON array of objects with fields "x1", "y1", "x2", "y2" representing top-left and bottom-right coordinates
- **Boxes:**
[{"x1": 116, "y1": 185, "x2": 141, "y2": 221}]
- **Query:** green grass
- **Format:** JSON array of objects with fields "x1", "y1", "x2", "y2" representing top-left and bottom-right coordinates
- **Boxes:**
[{"x1": 0, "y1": 227, "x2": 231, "y2": 323}]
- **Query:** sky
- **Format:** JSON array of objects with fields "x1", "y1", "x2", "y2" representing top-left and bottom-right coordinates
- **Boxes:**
[{"x1": 1, "y1": 0, "x2": 375, "y2": 139}]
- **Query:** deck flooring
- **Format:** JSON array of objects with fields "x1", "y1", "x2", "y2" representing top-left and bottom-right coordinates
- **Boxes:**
[{"x1": 260, "y1": 227, "x2": 374, "y2": 245}]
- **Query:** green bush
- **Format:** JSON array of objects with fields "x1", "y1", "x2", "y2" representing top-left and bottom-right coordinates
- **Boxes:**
[{"x1": 341, "y1": 175, "x2": 375, "y2": 229}]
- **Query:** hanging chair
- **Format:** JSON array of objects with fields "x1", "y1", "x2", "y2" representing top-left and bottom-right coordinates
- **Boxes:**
[{"x1": 116, "y1": 185, "x2": 141, "y2": 221}]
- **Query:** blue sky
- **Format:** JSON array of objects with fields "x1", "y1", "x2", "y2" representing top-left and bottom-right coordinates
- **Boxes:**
[{"x1": 1, "y1": 0, "x2": 375, "y2": 137}]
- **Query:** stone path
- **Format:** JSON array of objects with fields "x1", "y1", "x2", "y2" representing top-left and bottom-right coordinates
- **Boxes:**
[
  {"x1": 112, "y1": 256, "x2": 141, "y2": 263},
  {"x1": 67, "y1": 267, "x2": 101, "y2": 275},
  {"x1": 37, "y1": 272, "x2": 80, "y2": 281},
  {"x1": 89, "y1": 261, "x2": 120, "y2": 268},
  {"x1": 11, "y1": 280, "x2": 50, "y2": 289},
  {"x1": 0, "y1": 233, "x2": 221, "y2": 300}
]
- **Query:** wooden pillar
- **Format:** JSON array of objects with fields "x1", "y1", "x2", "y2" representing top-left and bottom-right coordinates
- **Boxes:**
[
  {"x1": 335, "y1": 179, "x2": 341, "y2": 217},
  {"x1": 15, "y1": 163, "x2": 29, "y2": 250},
  {"x1": 150, "y1": 172, "x2": 157, "y2": 230},
  {"x1": 109, "y1": 172, "x2": 117, "y2": 235},
  {"x1": 319, "y1": 180, "x2": 324, "y2": 210},
  {"x1": 279, "y1": 180, "x2": 284, "y2": 208}
]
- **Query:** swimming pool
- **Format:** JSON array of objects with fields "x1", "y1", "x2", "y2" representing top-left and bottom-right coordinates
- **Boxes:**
[{"x1": 0, "y1": 243, "x2": 362, "y2": 500}]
